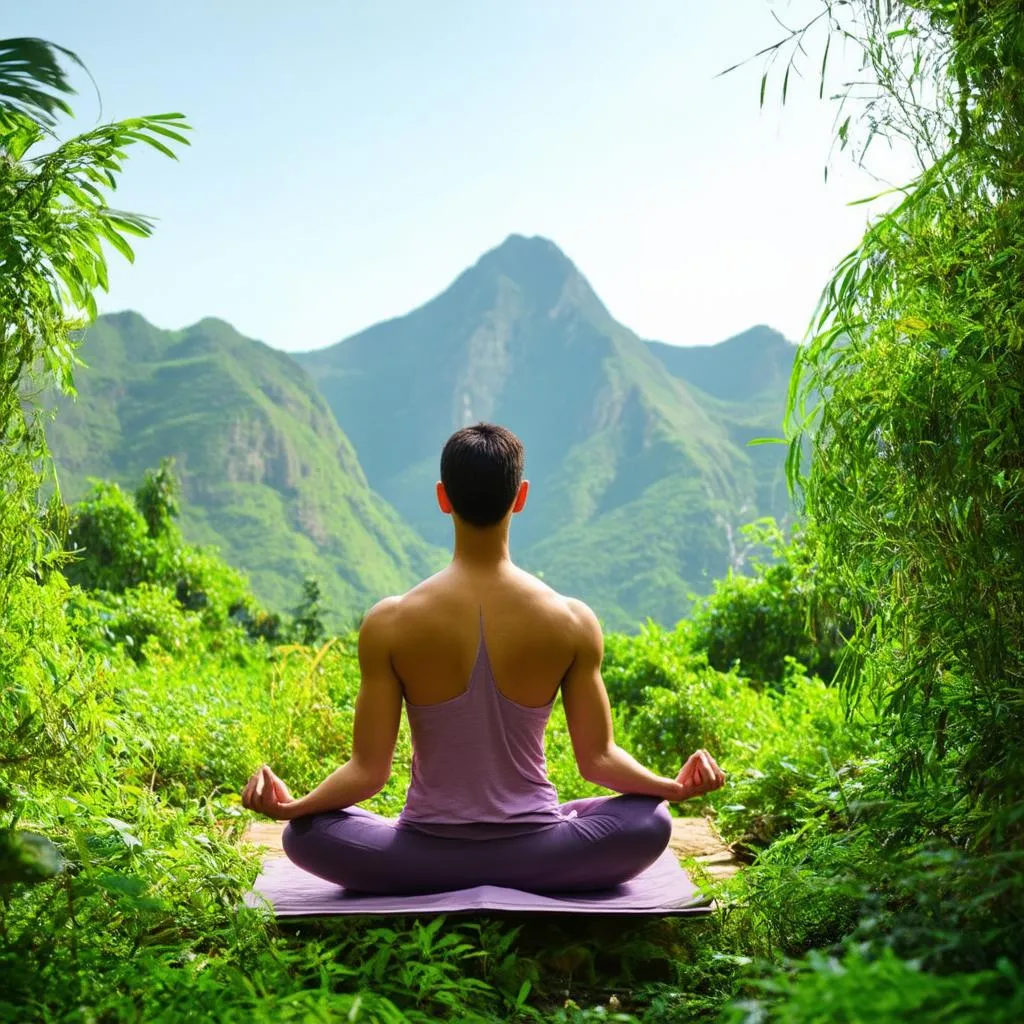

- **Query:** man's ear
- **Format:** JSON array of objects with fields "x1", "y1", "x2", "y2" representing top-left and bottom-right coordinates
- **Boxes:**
[
  {"x1": 512, "y1": 479, "x2": 529, "y2": 514},
  {"x1": 436, "y1": 481, "x2": 453, "y2": 515}
]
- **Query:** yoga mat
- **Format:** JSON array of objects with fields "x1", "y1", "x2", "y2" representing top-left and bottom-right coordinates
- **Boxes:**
[{"x1": 245, "y1": 849, "x2": 714, "y2": 917}]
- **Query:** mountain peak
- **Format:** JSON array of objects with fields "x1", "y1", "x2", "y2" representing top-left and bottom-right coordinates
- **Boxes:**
[
  {"x1": 456, "y1": 234, "x2": 609, "y2": 326},
  {"x1": 486, "y1": 232, "x2": 569, "y2": 259},
  {"x1": 646, "y1": 325, "x2": 796, "y2": 403},
  {"x1": 101, "y1": 309, "x2": 156, "y2": 330},
  {"x1": 190, "y1": 315, "x2": 241, "y2": 335},
  {"x1": 712, "y1": 325, "x2": 792, "y2": 354},
  {"x1": 473, "y1": 234, "x2": 577, "y2": 285}
]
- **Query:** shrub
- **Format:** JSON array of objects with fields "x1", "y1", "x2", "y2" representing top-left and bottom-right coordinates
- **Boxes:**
[
  {"x1": 725, "y1": 946, "x2": 1024, "y2": 1024},
  {"x1": 105, "y1": 583, "x2": 204, "y2": 661},
  {"x1": 687, "y1": 521, "x2": 844, "y2": 689},
  {"x1": 65, "y1": 480, "x2": 157, "y2": 592}
]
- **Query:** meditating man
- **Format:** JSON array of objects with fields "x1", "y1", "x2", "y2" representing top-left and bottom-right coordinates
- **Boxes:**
[{"x1": 242, "y1": 423, "x2": 725, "y2": 894}]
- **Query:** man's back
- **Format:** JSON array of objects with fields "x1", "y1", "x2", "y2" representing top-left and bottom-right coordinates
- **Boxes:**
[{"x1": 385, "y1": 562, "x2": 581, "y2": 710}]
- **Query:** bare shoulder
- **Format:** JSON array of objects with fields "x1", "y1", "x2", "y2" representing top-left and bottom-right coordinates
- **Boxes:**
[
  {"x1": 359, "y1": 595, "x2": 403, "y2": 646},
  {"x1": 562, "y1": 596, "x2": 603, "y2": 650},
  {"x1": 511, "y1": 566, "x2": 602, "y2": 652}
]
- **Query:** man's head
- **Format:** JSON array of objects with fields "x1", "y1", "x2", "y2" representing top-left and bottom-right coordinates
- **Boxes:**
[{"x1": 437, "y1": 423, "x2": 528, "y2": 528}]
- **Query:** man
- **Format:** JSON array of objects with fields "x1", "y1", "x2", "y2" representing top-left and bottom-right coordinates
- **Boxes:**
[{"x1": 243, "y1": 423, "x2": 724, "y2": 894}]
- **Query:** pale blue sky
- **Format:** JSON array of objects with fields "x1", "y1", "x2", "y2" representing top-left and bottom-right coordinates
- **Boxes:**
[{"x1": 11, "y1": 1, "x2": 898, "y2": 351}]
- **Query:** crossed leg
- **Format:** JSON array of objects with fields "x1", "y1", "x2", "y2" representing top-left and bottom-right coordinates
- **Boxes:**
[{"x1": 281, "y1": 795, "x2": 672, "y2": 895}]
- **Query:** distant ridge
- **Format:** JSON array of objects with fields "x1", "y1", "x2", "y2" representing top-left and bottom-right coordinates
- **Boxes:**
[
  {"x1": 47, "y1": 237, "x2": 796, "y2": 628},
  {"x1": 645, "y1": 325, "x2": 796, "y2": 403}
]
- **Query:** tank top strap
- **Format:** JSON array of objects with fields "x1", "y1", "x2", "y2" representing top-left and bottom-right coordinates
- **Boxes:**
[{"x1": 468, "y1": 609, "x2": 496, "y2": 697}]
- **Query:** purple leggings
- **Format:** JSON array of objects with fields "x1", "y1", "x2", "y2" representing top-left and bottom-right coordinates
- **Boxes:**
[{"x1": 282, "y1": 795, "x2": 672, "y2": 895}]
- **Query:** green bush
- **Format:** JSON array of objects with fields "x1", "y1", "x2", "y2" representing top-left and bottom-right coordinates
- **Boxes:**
[
  {"x1": 725, "y1": 947, "x2": 1024, "y2": 1024},
  {"x1": 602, "y1": 624, "x2": 871, "y2": 849},
  {"x1": 65, "y1": 480, "x2": 158, "y2": 593},
  {"x1": 104, "y1": 582, "x2": 202, "y2": 661},
  {"x1": 687, "y1": 521, "x2": 843, "y2": 689},
  {"x1": 714, "y1": 662, "x2": 874, "y2": 847}
]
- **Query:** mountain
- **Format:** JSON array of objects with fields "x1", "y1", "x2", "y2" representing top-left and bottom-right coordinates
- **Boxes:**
[
  {"x1": 646, "y1": 325, "x2": 796, "y2": 404},
  {"x1": 46, "y1": 312, "x2": 445, "y2": 620},
  {"x1": 296, "y1": 235, "x2": 794, "y2": 629},
  {"x1": 46, "y1": 240, "x2": 797, "y2": 631},
  {"x1": 645, "y1": 325, "x2": 797, "y2": 517}
]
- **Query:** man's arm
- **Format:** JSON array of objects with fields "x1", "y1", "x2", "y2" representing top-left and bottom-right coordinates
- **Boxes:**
[
  {"x1": 561, "y1": 600, "x2": 685, "y2": 801},
  {"x1": 244, "y1": 598, "x2": 403, "y2": 819}
]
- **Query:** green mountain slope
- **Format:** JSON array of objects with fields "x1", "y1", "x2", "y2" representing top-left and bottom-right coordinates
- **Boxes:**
[
  {"x1": 646, "y1": 325, "x2": 796, "y2": 404},
  {"x1": 297, "y1": 235, "x2": 793, "y2": 629},
  {"x1": 645, "y1": 326, "x2": 797, "y2": 520},
  {"x1": 47, "y1": 312, "x2": 445, "y2": 620}
]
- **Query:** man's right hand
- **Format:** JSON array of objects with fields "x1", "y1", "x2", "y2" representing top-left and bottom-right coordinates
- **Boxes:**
[{"x1": 675, "y1": 749, "x2": 725, "y2": 801}]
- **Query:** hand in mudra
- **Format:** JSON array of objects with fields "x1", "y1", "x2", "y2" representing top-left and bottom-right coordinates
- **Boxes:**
[
  {"x1": 241, "y1": 764, "x2": 295, "y2": 820},
  {"x1": 676, "y1": 749, "x2": 725, "y2": 801}
]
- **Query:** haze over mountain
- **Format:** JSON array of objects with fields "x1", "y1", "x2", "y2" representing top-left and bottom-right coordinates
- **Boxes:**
[
  {"x1": 46, "y1": 236, "x2": 796, "y2": 630},
  {"x1": 46, "y1": 313, "x2": 445, "y2": 618},
  {"x1": 297, "y1": 235, "x2": 796, "y2": 628}
]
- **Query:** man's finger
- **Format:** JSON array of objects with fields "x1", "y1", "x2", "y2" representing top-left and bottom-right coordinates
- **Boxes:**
[
  {"x1": 261, "y1": 766, "x2": 277, "y2": 809},
  {"x1": 253, "y1": 769, "x2": 267, "y2": 812},
  {"x1": 697, "y1": 757, "x2": 716, "y2": 792},
  {"x1": 694, "y1": 750, "x2": 723, "y2": 790}
]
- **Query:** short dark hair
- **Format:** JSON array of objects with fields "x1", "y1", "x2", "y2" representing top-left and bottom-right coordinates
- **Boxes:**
[{"x1": 440, "y1": 423, "x2": 524, "y2": 527}]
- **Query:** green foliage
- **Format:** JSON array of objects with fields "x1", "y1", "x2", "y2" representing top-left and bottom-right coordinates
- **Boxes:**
[
  {"x1": 0, "y1": 33, "x2": 191, "y2": 849},
  {"x1": 688, "y1": 520, "x2": 843, "y2": 688},
  {"x1": 0, "y1": 37, "x2": 188, "y2": 448},
  {"x1": 291, "y1": 575, "x2": 327, "y2": 646},
  {"x1": 162, "y1": 543, "x2": 252, "y2": 622},
  {"x1": 726, "y1": 947, "x2": 1024, "y2": 1024},
  {"x1": 134, "y1": 456, "x2": 181, "y2": 537},
  {"x1": 65, "y1": 479, "x2": 157, "y2": 591},
  {"x1": 0, "y1": 829, "x2": 63, "y2": 885},
  {"x1": 102, "y1": 582, "x2": 202, "y2": 662},
  {"x1": 64, "y1": 467, "x2": 260, "y2": 644},
  {"x1": 601, "y1": 624, "x2": 871, "y2": 850},
  {"x1": 0, "y1": 37, "x2": 80, "y2": 126},
  {"x1": 777, "y1": 0, "x2": 1024, "y2": 850},
  {"x1": 709, "y1": 1, "x2": 1024, "y2": 1018}
]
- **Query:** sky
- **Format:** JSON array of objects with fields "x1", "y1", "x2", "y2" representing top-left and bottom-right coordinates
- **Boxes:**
[{"x1": 10, "y1": 1, "x2": 905, "y2": 351}]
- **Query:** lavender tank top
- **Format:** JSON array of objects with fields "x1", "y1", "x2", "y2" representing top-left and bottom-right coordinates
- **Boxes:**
[{"x1": 397, "y1": 622, "x2": 566, "y2": 838}]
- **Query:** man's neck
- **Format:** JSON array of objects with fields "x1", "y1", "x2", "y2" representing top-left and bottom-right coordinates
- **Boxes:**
[{"x1": 451, "y1": 524, "x2": 512, "y2": 568}]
